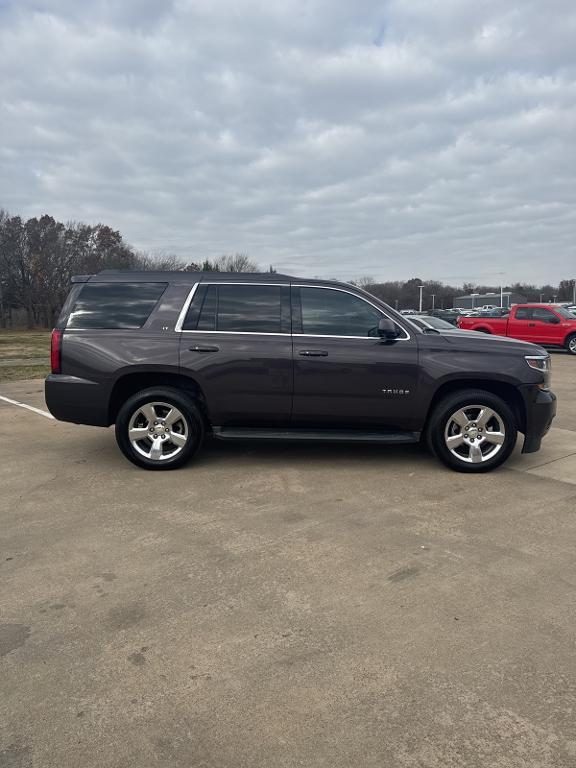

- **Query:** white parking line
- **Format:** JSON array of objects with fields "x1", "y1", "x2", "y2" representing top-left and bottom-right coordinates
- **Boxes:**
[{"x1": 0, "y1": 394, "x2": 54, "y2": 419}]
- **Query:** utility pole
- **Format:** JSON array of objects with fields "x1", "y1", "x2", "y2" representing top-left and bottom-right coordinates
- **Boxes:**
[{"x1": 418, "y1": 285, "x2": 424, "y2": 312}]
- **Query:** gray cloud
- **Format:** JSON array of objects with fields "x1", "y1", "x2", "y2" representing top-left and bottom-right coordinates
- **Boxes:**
[{"x1": 1, "y1": 0, "x2": 575, "y2": 283}]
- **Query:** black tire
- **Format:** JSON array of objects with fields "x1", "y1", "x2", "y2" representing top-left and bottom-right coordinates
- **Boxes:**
[
  {"x1": 565, "y1": 334, "x2": 576, "y2": 356},
  {"x1": 115, "y1": 387, "x2": 205, "y2": 470},
  {"x1": 427, "y1": 389, "x2": 517, "y2": 473}
]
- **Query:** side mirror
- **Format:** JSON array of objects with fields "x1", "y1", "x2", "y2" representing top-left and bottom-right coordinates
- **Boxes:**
[
  {"x1": 550, "y1": 316, "x2": 560, "y2": 324},
  {"x1": 377, "y1": 317, "x2": 400, "y2": 340}
]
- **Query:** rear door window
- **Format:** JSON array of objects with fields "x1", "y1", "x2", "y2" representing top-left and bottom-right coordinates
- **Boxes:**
[
  {"x1": 184, "y1": 284, "x2": 288, "y2": 333},
  {"x1": 514, "y1": 308, "x2": 532, "y2": 320},
  {"x1": 67, "y1": 283, "x2": 167, "y2": 329}
]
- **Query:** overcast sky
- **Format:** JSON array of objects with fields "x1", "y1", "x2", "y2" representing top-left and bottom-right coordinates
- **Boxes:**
[{"x1": 1, "y1": 0, "x2": 575, "y2": 284}]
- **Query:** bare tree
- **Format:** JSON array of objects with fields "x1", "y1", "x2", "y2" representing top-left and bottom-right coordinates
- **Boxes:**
[{"x1": 213, "y1": 253, "x2": 259, "y2": 272}]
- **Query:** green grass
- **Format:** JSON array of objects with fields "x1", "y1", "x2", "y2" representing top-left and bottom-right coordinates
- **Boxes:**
[
  {"x1": 0, "y1": 330, "x2": 51, "y2": 382},
  {"x1": 0, "y1": 363, "x2": 50, "y2": 382},
  {"x1": 0, "y1": 330, "x2": 51, "y2": 359}
]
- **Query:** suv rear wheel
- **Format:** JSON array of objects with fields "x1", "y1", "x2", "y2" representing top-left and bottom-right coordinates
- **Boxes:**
[
  {"x1": 427, "y1": 389, "x2": 517, "y2": 472},
  {"x1": 115, "y1": 387, "x2": 204, "y2": 470}
]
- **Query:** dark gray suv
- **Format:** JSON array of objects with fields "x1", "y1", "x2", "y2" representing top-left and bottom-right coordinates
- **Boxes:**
[{"x1": 46, "y1": 271, "x2": 556, "y2": 472}]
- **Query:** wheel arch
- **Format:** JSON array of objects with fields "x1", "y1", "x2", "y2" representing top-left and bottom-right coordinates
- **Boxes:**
[
  {"x1": 425, "y1": 379, "x2": 527, "y2": 434},
  {"x1": 108, "y1": 371, "x2": 210, "y2": 426}
]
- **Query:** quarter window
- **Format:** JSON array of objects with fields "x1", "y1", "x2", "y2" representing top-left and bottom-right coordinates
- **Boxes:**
[
  {"x1": 184, "y1": 284, "x2": 284, "y2": 333},
  {"x1": 67, "y1": 283, "x2": 167, "y2": 329},
  {"x1": 299, "y1": 287, "x2": 384, "y2": 337}
]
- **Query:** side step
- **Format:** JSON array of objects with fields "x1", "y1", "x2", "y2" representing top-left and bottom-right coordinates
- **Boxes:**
[{"x1": 212, "y1": 427, "x2": 420, "y2": 444}]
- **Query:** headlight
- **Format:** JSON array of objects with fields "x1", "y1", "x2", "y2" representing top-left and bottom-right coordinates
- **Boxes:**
[
  {"x1": 525, "y1": 355, "x2": 551, "y2": 389},
  {"x1": 525, "y1": 355, "x2": 550, "y2": 372}
]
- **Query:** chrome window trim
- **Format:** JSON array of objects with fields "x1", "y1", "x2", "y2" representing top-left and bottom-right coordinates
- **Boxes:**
[
  {"x1": 293, "y1": 284, "x2": 412, "y2": 341},
  {"x1": 180, "y1": 330, "x2": 291, "y2": 336},
  {"x1": 175, "y1": 282, "x2": 200, "y2": 332},
  {"x1": 175, "y1": 281, "x2": 290, "y2": 334},
  {"x1": 174, "y1": 281, "x2": 412, "y2": 340}
]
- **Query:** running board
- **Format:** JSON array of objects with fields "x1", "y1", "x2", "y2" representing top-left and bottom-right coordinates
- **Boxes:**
[{"x1": 212, "y1": 427, "x2": 420, "y2": 444}]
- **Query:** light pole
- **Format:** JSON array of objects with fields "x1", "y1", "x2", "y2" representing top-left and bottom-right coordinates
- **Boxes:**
[
  {"x1": 496, "y1": 271, "x2": 505, "y2": 308},
  {"x1": 418, "y1": 285, "x2": 424, "y2": 312},
  {"x1": 431, "y1": 294, "x2": 435, "y2": 310},
  {"x1": 572, "y1": 279, "x2": 576, "y2": 305},
  {"x1": 539, "y1": 293, "x2": 544, "y2": 302}
]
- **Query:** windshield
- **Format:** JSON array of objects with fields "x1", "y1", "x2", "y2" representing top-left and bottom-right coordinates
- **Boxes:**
[{"x1": 556, "y1": 307, "x2": 576, "y2": 319}]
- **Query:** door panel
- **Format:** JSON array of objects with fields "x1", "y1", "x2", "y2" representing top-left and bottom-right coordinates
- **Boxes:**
[
  {"x1": 179, "y1": 283, "x2": 293, "y2": 426},
  {"x1": 180, "y1": 332, "x2": 292, "y2": 425},
  {"x1": 292, "y1": 336, "x2": 419, "y2": 429},
  {"x1": 291, "y1": 286, "x2": 419, "y2": 429},
  {"x1": 508, "y1": 308, "x2": 534, "y2": 342},
  {"x1": 529, "y1": 308, "x2": 561, "y2": 344}
]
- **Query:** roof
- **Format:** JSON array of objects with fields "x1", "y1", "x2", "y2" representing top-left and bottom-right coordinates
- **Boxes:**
[{"x1": 72, "y1": 271, "x2": 354, "y2": 289}]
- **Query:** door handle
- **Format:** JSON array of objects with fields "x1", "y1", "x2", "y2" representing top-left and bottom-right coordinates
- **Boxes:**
[
  {"x1": 299, "y1": 349, "x2": 328, "y2": 357},
  {"x1": 528, "y1": 323, "x2": 536, "y2": 327},
  {"x1": 188, "y1": 345, "x2": 220, "y2": 352}
]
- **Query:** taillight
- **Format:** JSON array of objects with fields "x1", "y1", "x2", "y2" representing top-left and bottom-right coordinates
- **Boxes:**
[{"x1": 51, "y1": 329, "x2": 63, "y2": 374}]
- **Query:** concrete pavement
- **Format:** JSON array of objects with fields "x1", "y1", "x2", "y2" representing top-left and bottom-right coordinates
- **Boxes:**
[{"x1": 1, "y1": 356, "x2": 575, "y2": 767}]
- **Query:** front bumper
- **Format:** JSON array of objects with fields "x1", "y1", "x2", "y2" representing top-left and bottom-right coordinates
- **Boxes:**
[
  {"x1": 45, "y1": 374, "x2": 110, "y2": 427},
  {"x1": 521, "y1": 387, "x2": 557, "y2": 454}
]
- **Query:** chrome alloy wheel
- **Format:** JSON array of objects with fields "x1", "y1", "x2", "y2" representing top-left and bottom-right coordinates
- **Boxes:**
[
  {"x1": 569, "y1": 336, "x2": 576, "y2": 354},
  {"x1": 444, "y1": 404, "x2": 506, "y2": 464},
  {"x1": 128, "y1": 401, "x2": 189, "y2": 462}
]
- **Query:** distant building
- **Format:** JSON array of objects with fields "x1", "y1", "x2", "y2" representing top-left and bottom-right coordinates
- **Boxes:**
[{"x1": 453, "y1": 291, "x2": 527, "y2": 310}]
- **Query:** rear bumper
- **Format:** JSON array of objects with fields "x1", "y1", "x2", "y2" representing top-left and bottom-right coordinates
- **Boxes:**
[
  {"x1": 521, "y1": 387, "x2": 556, "y2": 454},
  {"x1": 45, "y1": 374, "x2": 110, "y2": 427}
]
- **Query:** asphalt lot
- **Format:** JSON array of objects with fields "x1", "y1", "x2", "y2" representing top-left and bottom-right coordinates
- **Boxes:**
[{"x1": 1, "y1": 356, "x2": 576, "y2": 768}]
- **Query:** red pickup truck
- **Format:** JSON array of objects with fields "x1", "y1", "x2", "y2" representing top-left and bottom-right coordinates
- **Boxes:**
[{"x1": 458, "y1": 304, "x2": 576, "y2": 355}]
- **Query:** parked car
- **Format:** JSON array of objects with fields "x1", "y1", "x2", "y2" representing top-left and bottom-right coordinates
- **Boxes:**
[
  {"x1": 458, "y1": 303, "x2": 576, "y2": 354},
  {"x1": 409, "y1": 315, "x2": 462, "y2": 332},
  {"x1": 426, "y1": 309, "x2": 462, "y2": 326},
  {"x1": 46, "y1": 272, "x2": 556, "y2": 473}
]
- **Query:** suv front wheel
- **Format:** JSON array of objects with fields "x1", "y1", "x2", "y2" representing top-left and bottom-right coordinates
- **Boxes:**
[
  {"x1": 115, "y1": 387, "x2": 205, "y2": 470},
  {"x1": 427, "y1": 389, "x2": 517, "y2": 472}
]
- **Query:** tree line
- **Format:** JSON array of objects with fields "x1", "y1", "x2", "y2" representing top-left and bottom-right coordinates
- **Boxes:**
[
  {"x1": 0, "y1": 211, "x2": 261, "y2": 327},
  {"x1": 0, "y1": 210, "x2": 573, "y2": 327},
  {"x1": 351, "y1": 276, "x2": 576, "y2": 311}
]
